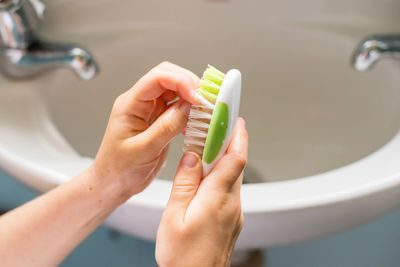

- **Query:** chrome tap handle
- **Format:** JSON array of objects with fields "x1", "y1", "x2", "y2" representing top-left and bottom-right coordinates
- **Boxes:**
[
  {"x1": 0, "y1": 0, "x2": 98, "y2": 80},
  {"x1": 0, "y1": 0, "x2": 40, "y2": 49},
  {"x1": 0, "y1": 0, "x2": 22, "y2": 10},
  {"x1": 351, "y1": 34, "x2": 400, "y2": 72}
]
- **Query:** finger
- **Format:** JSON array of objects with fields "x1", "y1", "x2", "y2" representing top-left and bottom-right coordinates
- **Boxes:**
[
  {"x1": 120, "y1": 62, "x2": 198, "y2": 119},
  {"x1": 157, "y1": 61, "x2": 200, "y2": 90},
  {"x1": 137, "y1": 63, "x2": 198, "y2": 102},
  {"x1": 135, "y1": 100, "x2": 191, "y2": 154},
  {"x1": 231, "y1": 171, "x2": 244, "y2": 197},
  {"x1": 167, "y1": 152, "x2": 202, "y2": 216},
  {"x1": 109, "y1": 113, "x2": 149, "y2": 139},
  {"x1": 162, "y1": 91, "x2": 178, "y2": 104},
  {"x1": 226, "y1": 118, "x2": 248, "y2": 160},
  {"x1": 149, "y1": 98, "x2": 167, "y2": 125},
  {"x1": 111, "y1": 93, "x2": 154, "y2": 122},
  {"x1": 205, "y1": 118, "x2": 248, "y2": 192},
  {"x1": 149, "y1": 144, "x2": 170, "y2": 181}
]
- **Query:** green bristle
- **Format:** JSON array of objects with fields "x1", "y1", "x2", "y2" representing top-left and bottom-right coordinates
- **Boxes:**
[
  {"x1": 197, "y1": 65, "x2": 225, "y2": 101},
  {"x1": 207, "y1": 65, "x2": 225, "y2": 78},
  {"x1": 203, "y1": 65, "x2": 225, "y2": 86},
  {"x1": 198, "y1": 88, "x2": 217, "y2": 100},
  {"x1": 200, "y1": 79, "x2": 220, "y2": 94}
]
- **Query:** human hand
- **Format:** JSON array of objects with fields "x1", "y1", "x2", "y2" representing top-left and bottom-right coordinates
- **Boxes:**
[
  {"x1": 92, "y1": 62, "x2": 199, "y2": 200},
  {"x1": 155, "y1": 118, "x2": 248, "y2": 267},
  {"x1": 0, "y1": 63, "x2": 201, "y2": 267}
]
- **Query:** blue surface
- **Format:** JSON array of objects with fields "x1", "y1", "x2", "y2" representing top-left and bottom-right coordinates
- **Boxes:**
[
  {"x1": 1, "y1": 169, "x2": 400, "y2": 267},
  {"x1": 267, "y1": 210, "x2": 400, "y2": 267}
]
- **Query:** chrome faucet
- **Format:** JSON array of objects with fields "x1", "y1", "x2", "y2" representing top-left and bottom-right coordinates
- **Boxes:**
[
  {"x1": 0, "y1": 0, "x2": 98, "y2": 80},
  {"x1": 351, "y1": 34, "x2": 400, "y2": 72}
]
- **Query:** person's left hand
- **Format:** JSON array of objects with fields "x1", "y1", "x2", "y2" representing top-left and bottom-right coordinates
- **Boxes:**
[
  {"x1": 155, "y1": 118, "x2": 248, "y2": 267},
  {"x1": 92, "y1": 62, "x2": 199, "y2": 200}
]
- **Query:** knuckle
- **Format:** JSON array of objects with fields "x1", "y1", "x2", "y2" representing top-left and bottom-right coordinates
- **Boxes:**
[
  {"x1": 215, "y1": 193, "x2": 230, "y2": 208},
  {"x1": 215, "y1": 195, "x2": 243, "y2": 225},
  {"x1": 231, "y1": 153, "x2": 247, "y2": 170},
  {"x1": 112, "y1": 94, "x2": 125, "y2": 109},
  {"x1": 173, "y1": 177, "x2": 197, "y2": 195},
  {"x1": 231, "y1": 198, "x2": 242, "y2": 214},
  {"x1": 153, "y1": 62, "x2": 172, "y2": 75},
  {"x1": 226, "y1": 198, "x2": 242, "y2": 219},
  {"x1": 158, "y1": 61, "x2": 172, "y2": 68},
  {"x1": 150, "y1": 64, "x2": 164, "y2": 77},
  {"x1": 174, "y1": 222, "x2": 194, "y2": 239},
  {"x1": 223, "y1": 154, "x2": 246, "y2": 178},
  {"x1": 179, "y1": 225, "x2": 192, "y2": 238}
]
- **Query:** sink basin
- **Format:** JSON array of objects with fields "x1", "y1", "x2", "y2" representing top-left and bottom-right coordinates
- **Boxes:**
[{"x1": 1, "y1": 0, "x2": 400, "y2": 249}]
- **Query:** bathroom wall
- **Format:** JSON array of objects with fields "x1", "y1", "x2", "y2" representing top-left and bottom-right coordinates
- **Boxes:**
[{"x1": 2, "y1": 170, "x2": 400, "y2": 267}]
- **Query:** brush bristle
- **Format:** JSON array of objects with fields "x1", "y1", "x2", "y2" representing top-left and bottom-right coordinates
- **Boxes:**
[{"x1": 183, "y1": 65, "x2": 225, "y2": 157}]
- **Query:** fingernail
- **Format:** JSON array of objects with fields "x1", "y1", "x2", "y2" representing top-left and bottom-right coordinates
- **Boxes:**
[
  {"x1": 179, "y1": 101, "x2": 191, "y2": 117},
  {"x1": 181, "y1": 152, "x2": 198, "y2": 169}
]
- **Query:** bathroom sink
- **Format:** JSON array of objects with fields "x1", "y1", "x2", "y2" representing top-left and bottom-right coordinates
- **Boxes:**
[{"x1": 1, "y1": 0, "x2": 400, "y2": 249}]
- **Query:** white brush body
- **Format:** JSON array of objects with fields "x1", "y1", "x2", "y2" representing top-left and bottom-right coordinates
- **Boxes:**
[
  {"x1": 184, "y1": 69, "x2": 242, "y2": 176},
  {"x1": 202, "y1": 69, "x2": 241, "y2": 175}
]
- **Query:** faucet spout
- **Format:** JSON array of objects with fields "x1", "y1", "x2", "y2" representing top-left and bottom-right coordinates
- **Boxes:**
[
  {"x1": 351, "y1": 35, "x2": 400, "y2": 72},
  {"x1": 1, "y1": 41, "x2": 98, "y2": 80},
  {"x1": 0, "y1": 0, "x2": 98, "y2": 80}
]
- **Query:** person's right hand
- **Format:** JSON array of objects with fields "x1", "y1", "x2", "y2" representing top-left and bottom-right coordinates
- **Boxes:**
[
  {"x1": 155, "y1": 118, "x2": 248, "y2": 267},
  {"x1": 92, "y1": 62, "x2": 198, "y2": 203}
]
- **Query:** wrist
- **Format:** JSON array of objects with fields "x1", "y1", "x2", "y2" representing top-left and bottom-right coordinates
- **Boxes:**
[{"x1": 81, "y1": 166, "x2": 133, "y2": 210}]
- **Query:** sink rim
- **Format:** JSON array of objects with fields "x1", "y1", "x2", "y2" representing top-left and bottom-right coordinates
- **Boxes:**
[
  {"x1": 1, "y1": 73, "x2": 400, "y2": 248},
  {"x1": 1, "y1": 82, "x2": 400, "y2": 214}
]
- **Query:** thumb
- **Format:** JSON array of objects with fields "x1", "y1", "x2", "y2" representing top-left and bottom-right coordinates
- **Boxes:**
[
  {"x1": 167, "y1": 152, "x2": 203, "y2": 216},
  {"x1": 143, "y1": 100, "x2": 191, "y2": 154}
]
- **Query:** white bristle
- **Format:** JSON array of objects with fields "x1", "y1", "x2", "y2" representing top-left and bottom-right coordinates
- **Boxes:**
[
  {"x1": 192, "y1": 104, "x2": 213, "y2": 109},
  {"x1": 194, "y1": 91, "x2": 215, "y2": 109},
  {"x1": 184, "y1": 138, "x2": 206, "y2": 147},
  {"x1": 185, "y1": 127, "x2": 208, "y2": 138},
  {"x1": 184, "y1": 75, "x2": 222, "y2": 157},
  {"x1": 189, "y1": 109, "x2": 212, "y2": 120},
  {"x1": 184, "y1": 95, "x2": 213, "y2": 153},
  {"x1": 183, "y1": 145, "x2": 204, "y2": 155},
  {"x1": 187, "y1": 120, "x2": 210, "y2": 129}
]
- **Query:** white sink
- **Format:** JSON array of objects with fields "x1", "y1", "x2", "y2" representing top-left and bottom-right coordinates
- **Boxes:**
[{"x1": 1, "y1": 0, "x2": 400, "y2": 249}]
